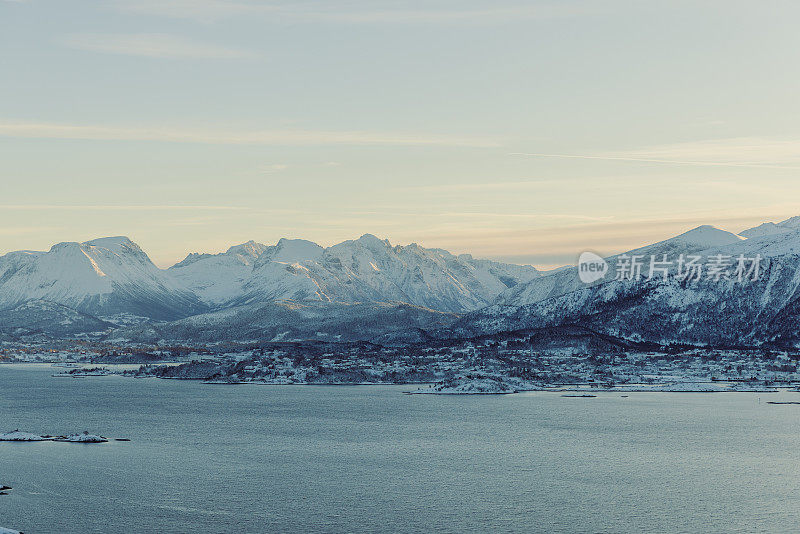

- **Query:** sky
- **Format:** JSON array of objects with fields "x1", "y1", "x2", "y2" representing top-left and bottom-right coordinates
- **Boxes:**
[{"x1": 2, "y1": 0, "x2": 800, "y2": 268}]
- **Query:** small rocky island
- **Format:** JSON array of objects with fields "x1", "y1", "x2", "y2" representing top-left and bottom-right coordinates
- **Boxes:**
[{"x1": 0, "y1": 430, "x2": 108, "y2": 443}]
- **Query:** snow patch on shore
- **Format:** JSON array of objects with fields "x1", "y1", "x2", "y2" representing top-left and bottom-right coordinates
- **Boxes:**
[
  {"x1": 63, "y1": 432, "x2": 108, "y2": 443},
  {"x1": 410, "y1": 376, "x2": 517, "y2": 395},
  {"x1": 0, "y1": 430, "x2": 47, "y2": 441}
]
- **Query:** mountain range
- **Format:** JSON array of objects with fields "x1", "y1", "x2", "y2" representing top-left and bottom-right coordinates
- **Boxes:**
[
  {"x1": 0, "y1": 233, "x2": 537, "y2": 342},
  {"x1": 455, "y1": 217, "x2": 800, "y2": 348},
  {"x1": 3, "y1": 217, "x2": 800, "y2": 348}
]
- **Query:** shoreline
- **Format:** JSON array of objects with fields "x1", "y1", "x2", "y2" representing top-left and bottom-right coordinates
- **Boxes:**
[{"x1": 4, "y1": 362, "x2": 799, "y2": 395}]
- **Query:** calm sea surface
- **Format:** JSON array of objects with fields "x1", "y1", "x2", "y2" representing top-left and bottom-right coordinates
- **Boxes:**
[{"x1": 2, "y1": 364, "x2": 800, "y2": 533}]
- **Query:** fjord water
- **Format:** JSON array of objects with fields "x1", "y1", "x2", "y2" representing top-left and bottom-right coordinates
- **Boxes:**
[{"x1": 3, "y1": 366, "x2": 800, "y2": 533}]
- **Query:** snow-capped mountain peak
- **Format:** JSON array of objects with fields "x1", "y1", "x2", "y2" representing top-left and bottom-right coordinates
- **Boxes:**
[
  {"x1": 225, "y1": 240, "x2": 267, "y2": 262},
  {"x1": 83, "y1": 235, "x2": 139, "y2": 250},
  {"x1": 171, "y1": 240, "x2": 267, "y2": 270},
  {"x1": 628, "y1": 225, "x2": 743, "y2": 257},
  {"x1": 0, "y1": 236, "x2": 203, "y2": 320},
  {"x1": 259, "y1": 238, "x2": 324, "y2": 264},
  {"x1": 357, "y1": 233, "x2": 391, "y2": 247},
  {"x1": 671, "y1": 225, "x2": 744, "y2": 248}
]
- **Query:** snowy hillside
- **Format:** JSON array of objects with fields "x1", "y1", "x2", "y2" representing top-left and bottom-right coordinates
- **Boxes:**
[
  {"x1": 116, "y1": 299, "x2": 457, "y2": 345},
  {"x1": 168, "y1": 240, "x2": 267, "y2": 305},
  {"x1": 0, "y1": 300, "x2": 113, "y2": 339},
  {"x1": 496, "y1": 225, "x2": 743, "y2": 308},
  {"x1": 456, "y1": 223, "x2": 800, "y2": 347},
  {"x1": 0, "y1": 237, "x2": 204, "y2": 320}
]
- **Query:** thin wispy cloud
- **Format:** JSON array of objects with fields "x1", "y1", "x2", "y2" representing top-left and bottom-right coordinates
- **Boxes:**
[
  {"x1": 397, "y1": 180, "x2": 560, "y2": 192},
  {"x1": 511, "y1": 152, "x2": 800, "y2": 170},
  {"x1": 438, "y1": 212, "x2": 613, "y2": 221},
  {"x1": 298, "y1": 5, "x2": 595, "y2": 24},
  {"x1": 404, "y1": 213, "x2": 776, "y2": 260},
  {"x1": 0, "y1": 204, "x2": 250, "y2": 211},
  {"x1": 61, "y1": 33, "x2": 257, "y2": 59},
  {"x1": 341, "y1": 208, "x2": 609, "y2": 222},
  {"x1": 116, "y1": 0, "x2": 596, "y2": 24},
  {"x1": 0, "y1": 120, "x2": 500, "y2": 147},
  {"x1": 512, "y1": 137, "x2": 800, "y2": 170},
  {"x1": 614, "y1": 137, "x2": 800, "y2": 164},
  {"x1": 115, "y1": 0, "x2": 271, "y2": 20}
]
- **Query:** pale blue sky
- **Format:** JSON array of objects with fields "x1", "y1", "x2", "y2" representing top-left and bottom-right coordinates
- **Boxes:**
[{"x1": 2, "y1": 0, "x2": 800, "y2": 267}]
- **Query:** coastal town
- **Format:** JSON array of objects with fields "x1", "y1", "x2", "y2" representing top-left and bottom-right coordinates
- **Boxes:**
[{"x1": 5, "y1": 334, "x2": 800, "y2": 394}]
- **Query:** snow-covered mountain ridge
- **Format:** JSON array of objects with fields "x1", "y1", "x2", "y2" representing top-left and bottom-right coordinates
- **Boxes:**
[
  {"x1": 0, "y1": 234, "x2": 539, "y2": 329},
  {"x1": 452, "y1": 218, "x2": 800, "y2": 348},
  {"x1": 6, "y1": 218, "x2": 800, "y2": 347},
  {"x1": 169, "y1": 233, "x2": 540, "y2": 312}
]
